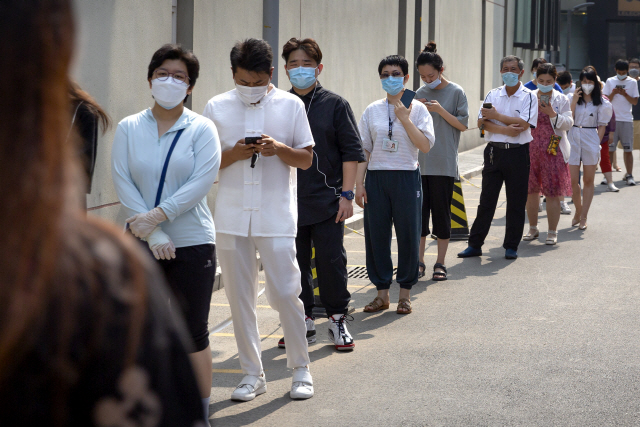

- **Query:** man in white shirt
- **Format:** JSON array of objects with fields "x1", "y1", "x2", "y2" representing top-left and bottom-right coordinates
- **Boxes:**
[
  {"x1": 202, "y1": 38, "x2": 315, "y2": 402},
  {"x1": 458, "y1": 55, "x2": 538, "y2": 260},
  {"x1": 604, "y1": 59, "x2": 640, "y2": 186}
]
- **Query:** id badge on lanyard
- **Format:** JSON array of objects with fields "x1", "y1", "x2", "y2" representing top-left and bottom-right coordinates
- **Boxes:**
[{"x1": 383, "y1": 102, "x2": 399, "y2": 152}]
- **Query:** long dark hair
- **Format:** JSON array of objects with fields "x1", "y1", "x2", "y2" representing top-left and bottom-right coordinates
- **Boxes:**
[
  {"x1": 0, "y1": 1, "x2": 148, "y2": 424},
  {"x1": 69, "y1": 80, "x2": 111, "y2": 133},
  {"x1": 577, "y1": 68, "x2": 603, "y2": 106}
]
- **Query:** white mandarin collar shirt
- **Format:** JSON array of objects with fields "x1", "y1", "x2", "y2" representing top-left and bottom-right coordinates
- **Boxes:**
[
  {"x1": 479, "y1": 83, "x2": 538, "y2": 144},
  {"x1": 203, "y1": 87, "x2": 315, "y2": 238}
]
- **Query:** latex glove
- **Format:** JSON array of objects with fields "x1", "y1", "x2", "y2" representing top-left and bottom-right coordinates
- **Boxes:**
[
  {"x1": 126, "y1": 207, "x2": 167, "y2": 239},
  {"x1": 146, "y1": 227, "x2": 176, "y2": 260}
]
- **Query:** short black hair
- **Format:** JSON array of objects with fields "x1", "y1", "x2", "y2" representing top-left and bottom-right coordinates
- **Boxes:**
[
  {"x1": 615, "y1": 59, "x2": 629, "y2": 71},
  {"x1": 531, "y1": 57, "x2": 547, "y2": 72},
  {"x1": 147, "y1": 44, "x2": 199, "y2": 103},
  {"x1": 378, "y1": 55, "x2": 408, "y2": 75},
  {"x1": 630, "y1": 58, "x2": 640, "y2": 66},
  {"x1": 230, "y1": 38, "x2": 273, "y2": 75},
  {"x1": 557, "y1": 70, "x2": 572, "y2": 86}
]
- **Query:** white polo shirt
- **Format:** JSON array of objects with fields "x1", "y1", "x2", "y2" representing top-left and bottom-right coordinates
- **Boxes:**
[
  {"x1": 479, "y1": 83, "x2": 538, "y2": 144},
  {"x1": 203, "y1": 87, "x2": 315, "y2": 238},
  {"x1": 603, "y1": 76, "x2": 640, "y2": 122}
]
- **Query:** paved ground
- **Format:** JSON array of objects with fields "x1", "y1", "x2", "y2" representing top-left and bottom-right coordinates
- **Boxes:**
[{"x1": 206, "y1": 151, "x2": 640, "y2": 426}]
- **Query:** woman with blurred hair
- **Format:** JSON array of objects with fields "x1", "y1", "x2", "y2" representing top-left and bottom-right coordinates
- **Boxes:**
[
  {"x1": 356, "y1": 54, "x2": 435, "y2": 314},
  {"x1": 0, "y1": 0, "x2": 205, "y2": 425},
  {"x1": 567, "y1": 67, "x2": 613, "y2": 230},
  {"x1": 112, "y1": 43, "x2": 221, "y2": 418},
  {"x1": 415, "y1": 41, "x2": 468, "y2": 280},
  {"x1": 522, "y1": 63, "x2": 573, "y2": 245}
]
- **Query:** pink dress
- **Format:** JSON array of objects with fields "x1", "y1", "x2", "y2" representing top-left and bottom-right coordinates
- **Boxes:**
[{"x1": 528, "y1": 110, "x2": 572, "y2": 197}]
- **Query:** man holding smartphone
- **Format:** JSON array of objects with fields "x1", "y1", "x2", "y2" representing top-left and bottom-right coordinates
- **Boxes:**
[
  {"x1": 458, "y1": 55, "x2": 538, "y2": 260},
  {"x1": 604, "y1": 59, "x2": 640, "y2": 186},
  {"x1": 202, "y1": 38, "x2": 315, "y2": 402},
  {"x1": 278, "y1": 38, "x2": 365, "y2": 351}
]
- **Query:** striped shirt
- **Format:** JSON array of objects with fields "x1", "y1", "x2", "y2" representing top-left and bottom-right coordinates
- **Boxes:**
[
  {"x1": 479, "y1": 83, "x2": 538, "y2": 144},
  {"x1": 359, "y1": 98, "x2": 435, "y2": 171}
]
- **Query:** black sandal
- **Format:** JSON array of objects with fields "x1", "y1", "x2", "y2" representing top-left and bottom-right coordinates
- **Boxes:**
[
  {"x1": 432, "y1": 263, "x2": 447, "y2": 281},
  {"x1": 418, "y1": 262, "x2": 426, "y2": 279}
]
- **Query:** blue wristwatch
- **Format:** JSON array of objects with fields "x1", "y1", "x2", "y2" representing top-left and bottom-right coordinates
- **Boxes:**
[{"x1": 341, "y1": 191, "x2": 355, "y2": 200}]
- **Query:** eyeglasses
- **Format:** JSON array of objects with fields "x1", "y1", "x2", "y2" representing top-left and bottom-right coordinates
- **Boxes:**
[
  {"x1": 154, "y1": 69, "x2": 190, "y2": 84},
  {"x1": 379, "y1": 72, "x2": 404, "y2": 79}
]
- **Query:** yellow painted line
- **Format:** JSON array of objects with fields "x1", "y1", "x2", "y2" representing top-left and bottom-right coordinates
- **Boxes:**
[
  {"x1": 312, "y1": 268, "x2": 317, "y2": 280},
  {"x1": 213, "y1": 332, "x2": 283, "y2": 339},
  {"x1": 212, "y1": 369, "x2": 244, "y2": 374},
  {"x1": 211, "y1": 303, "x2": 271, "y2": 308}
]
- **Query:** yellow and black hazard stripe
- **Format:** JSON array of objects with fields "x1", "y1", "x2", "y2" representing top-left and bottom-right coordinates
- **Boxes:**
[{"x1": 450, "y1": 178, "x2": 470, "y2": 240}]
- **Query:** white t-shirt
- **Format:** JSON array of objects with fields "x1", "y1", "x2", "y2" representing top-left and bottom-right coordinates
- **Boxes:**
[
  {"x1": 479, "y1": 83, "x2": 538, "y2": 144},
  {"x1": 111, "y1": 108, "x2": 221, "y2": 248},
  {"x1": 202, "y1": 87, "x2": 315, "y2": 238},
  {"x1": 358, "y1": 98, "x2": 435, "y2": 171},
  {"x1": 603, "y1": 76, "x2": 640, "y2": 122}
]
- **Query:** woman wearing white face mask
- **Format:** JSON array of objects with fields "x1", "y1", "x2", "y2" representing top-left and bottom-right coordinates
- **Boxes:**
[
  {"x1": 112, "y1": 44, "x2": 221, "y2": 421},
  {"x1": 567, "y1": 67, "x2": 612, "y2": 230},
  {"x1": 522, "y1": 63, "x2": 573, "y2": 245},
  {"x1": 414, "y1": 41, "x2": 468, "y2": 281}
]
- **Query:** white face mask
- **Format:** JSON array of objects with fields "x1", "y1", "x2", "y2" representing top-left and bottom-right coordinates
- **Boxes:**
[
  {"x1": 582, "y1": 83, "x2": 594, "y2": 95},
  {"x1": 151, "y1": 78, "x2": 188, "y2": 110},
  {"x1": 236, "y1": 82, "x2": 270, "y2": 105}
]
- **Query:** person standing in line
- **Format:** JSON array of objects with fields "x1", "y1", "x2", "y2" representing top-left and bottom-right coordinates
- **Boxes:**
[
  {"x1": 567, "y1": 68, "x2": 613, "y2": 230},
  {"x1": 629, "y1": 59, "x2": 640, "y2": 153},
  {"x1": 68, "y1": 80, "x2": 111, "y2": 197},
  {"x1": 557, "y1": 71, "x2": 576, "y2": 96},
  {"x1": 522, "y1": 63, "x2": 573, "y2": 245},
  {"x1": 599, "y1": 100, "x2": 618, "y2": 192},
  {"x1": 356, "y1": 55, "x2": 435, "y2": 315},
  {"x1": 524, "y1": 58, "x2": 563, "y2": 93},
  {"x1": 112, "y1": 44, "x2": 221, "y2": 420},
  {"x1": 604, "y1": 59, "x2": 639, "y2": 185},
  {"x1": 414, "y1": 41, "x2": 468, "y2": 281},
  {"x1": 458, "y1": 55, "x2": 538, "y2": 260},
  {"x1": 202, "y1": 38, "x2": 315, "y2": 401},
  {"x1": 1, "y1": 1, "x2": 205, "y2": 425},
  {"x1": 277, "y1": 38, "x2": 365, "y2": 351}
]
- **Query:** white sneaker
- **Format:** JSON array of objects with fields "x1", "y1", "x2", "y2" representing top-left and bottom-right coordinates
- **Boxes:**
[
  {"x1": 231, "y1": 373, "x2": 267, "y2": 401},
  {"x1": 328, "y1": 314, "x2": 355, "y2": 351},
  {"x1": 278, "y1": 316, "x2": 316, "y2": 348},
  {"x1": 627, "y1": 175, "x2": 636, "y2": 186},
  {"x1": 290, "y1": 367, "x2": 314, "y2": 400},
  {"x1": 607, "y1": 183, "x2": 620, "y2": 192},
  {"x1": 560, "y1": 201, "x2": 571, "y2": 215},
  {"x1": 601, "y1": 176, "x2": 608, "y2": 185}
]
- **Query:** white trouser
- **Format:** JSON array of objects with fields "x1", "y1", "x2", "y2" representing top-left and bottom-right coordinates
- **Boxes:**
[{"x1": 217, "y1": 233, "x2": 310, "y2": 376}]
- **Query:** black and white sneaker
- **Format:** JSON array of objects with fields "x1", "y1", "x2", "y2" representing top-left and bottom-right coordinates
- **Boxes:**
[
  {"x1": 328, "y1": 314, "x2": 355, "y2": 351},
  {"x1": 627, "y1": 175, "x2": 636, "y2": 186},
  {"x1": 278, "y1": 316, "x2": 316, "y2": 348}
]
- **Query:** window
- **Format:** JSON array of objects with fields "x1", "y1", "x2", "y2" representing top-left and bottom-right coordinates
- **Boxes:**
[{"x1": 514, "y1": 0, "x2": 559, "y2": 51}]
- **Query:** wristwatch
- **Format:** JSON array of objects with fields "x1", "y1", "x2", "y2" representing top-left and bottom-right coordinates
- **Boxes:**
[{"x1": 341, "y1": 191, "x2": 355, "y2": 200}]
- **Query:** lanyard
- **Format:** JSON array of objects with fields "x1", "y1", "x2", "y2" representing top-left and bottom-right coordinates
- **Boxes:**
[{"x1": 387, "y1": 100, "x2": 393, "y2": 138}]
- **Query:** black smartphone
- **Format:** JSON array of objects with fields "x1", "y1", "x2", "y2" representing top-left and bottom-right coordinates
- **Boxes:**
[
  {"x1": 244, "y1": 136, "x2": 262, "y2": 145},
  {"x1": 483, "y1": 102, "x2": 492, "y2": 109},
  {"x1": 540, "y1": 94, "x2": 550, "y2": 105},
  {"x1": 616, "y1": 85, "x2": 625, "y2": 90},
  {"x1": 400, "y1": 89, "x2": 416, "y2": 109}
]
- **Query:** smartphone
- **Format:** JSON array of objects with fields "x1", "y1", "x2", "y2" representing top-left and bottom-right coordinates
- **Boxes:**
[
  {"x1": 483, "y1": 102, "x2": 492, "y2": 109},
  {"x1": 400, "y1": 89, "x2": 416, "y2": 109},
  {"x1": 616, "y1": 85, "x2": 625, "y2": 90},
  {"x1": 540, "y1": 94, "x2": 550, "y2": 105},
  {"x1": 244, "y1": 136, "x2": 262, "y2": 145}
]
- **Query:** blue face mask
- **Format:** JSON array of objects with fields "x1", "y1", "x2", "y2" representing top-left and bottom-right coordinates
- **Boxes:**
[
  {"x1": 288, "y1": 66, "x2": 317, "y2": 89},
  {"x1": 617, "y1": 73, "x2": 628, "y2": 80},
  {"x1": 538, "y1": 83, "x2": 554, "y2": 93},
  {"x1": 533, "y1": 72, "x2": 537, "y2": 79},
  {"x1": 502, "y1": 72, "x2": 520, "y2": 87},
  {"x1": 381, "y1": 76, "x2": 405, "y2": 95},
  {"x1": 562, "y1": 87, "x2": 571, "y2": 95},
  {"x1": 424, "y1": 76, "x2": 442, "y2": 90}
]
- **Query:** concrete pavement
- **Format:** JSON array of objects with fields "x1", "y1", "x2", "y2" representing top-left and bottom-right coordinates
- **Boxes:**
[{"x1": 206, "y1": 151, "x2": 640, "y2": 426}]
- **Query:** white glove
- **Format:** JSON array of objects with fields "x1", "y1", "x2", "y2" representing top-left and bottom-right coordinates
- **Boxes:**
[
  {"x1": 126, "y1": 207, "x2": 167, "y2": 239},
  {"x1": 146, "y1": 227, "x2": 176, "y2": 260}
]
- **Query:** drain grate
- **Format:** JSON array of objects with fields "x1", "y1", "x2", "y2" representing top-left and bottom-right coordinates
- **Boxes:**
[{"x1": 347, "y1": 266, "x2": 397, "y2": 279}]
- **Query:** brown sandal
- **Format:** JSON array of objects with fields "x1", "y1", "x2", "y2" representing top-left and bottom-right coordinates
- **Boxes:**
[
  {"x1": 363, "y1": 296, "x2": 390, "y2": 313},
  {"x1": 396, "y1": 298, "x2": 412, "y2": 315}
]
